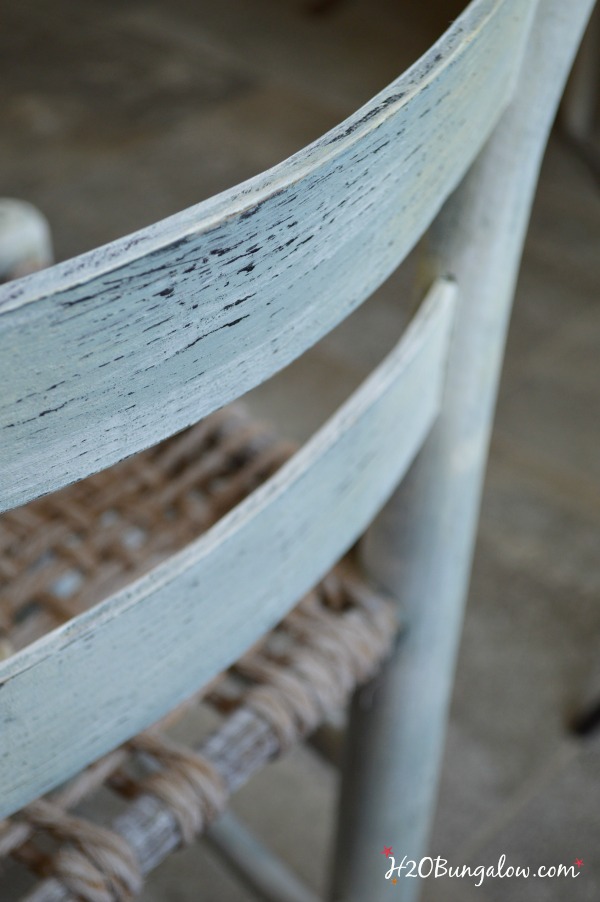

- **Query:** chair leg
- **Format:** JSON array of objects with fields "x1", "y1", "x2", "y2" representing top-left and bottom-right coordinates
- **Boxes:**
[
  {"x1": 328, "y1": 2, "x2": 596, "y2": 899},
  {"x1": 0, "y1": 198, "x2": 53, "y2": 281},
  {"x1": 328, "y1": 407, "x2": 497, "y2": 902}
]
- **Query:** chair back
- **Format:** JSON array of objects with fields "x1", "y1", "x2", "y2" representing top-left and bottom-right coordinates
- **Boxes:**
[{"x1": 0, "y1": 0, "x2": 594, "y2": 822}]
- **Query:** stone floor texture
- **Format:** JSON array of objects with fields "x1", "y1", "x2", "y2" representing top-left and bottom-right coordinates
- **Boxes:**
[{"x1": 1, "y1": 0, "x2": 599, "y2": 900}]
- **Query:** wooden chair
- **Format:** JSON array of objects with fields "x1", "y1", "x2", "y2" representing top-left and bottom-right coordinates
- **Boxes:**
[{"x1": 0, "y1": 0, "x2": 594, "y2": 899}]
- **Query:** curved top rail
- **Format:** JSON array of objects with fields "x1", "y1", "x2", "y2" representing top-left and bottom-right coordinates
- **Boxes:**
[{"x1": 0, "y1": 0, "x2": 534, "y2": 511}]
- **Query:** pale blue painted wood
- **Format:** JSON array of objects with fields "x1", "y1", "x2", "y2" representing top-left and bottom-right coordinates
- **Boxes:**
[
  {"x1": 207, "y1": 810, "x2": 320, "y2": 902},
  {"x1": 0, "y1": 0, "x2": 531, "y2": 512},
  {"x1": 330, "y1": 1, "x2": 598, "y2": 900},
  {"x1": 0, "y1": 2, "x2": 591, "y2": 897},
  {"x1": 0, "y1": 280, "x2": 455, "y2": 819}
]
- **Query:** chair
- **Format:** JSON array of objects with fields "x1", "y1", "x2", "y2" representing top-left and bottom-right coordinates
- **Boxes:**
[{"x1": 0, "y1": 0, "x2": 594, "y2": 899}]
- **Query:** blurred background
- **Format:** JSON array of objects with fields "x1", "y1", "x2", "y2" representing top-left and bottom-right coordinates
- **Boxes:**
[{"x1": 1, "y1": 0, "x2": 599, "y2": 899}]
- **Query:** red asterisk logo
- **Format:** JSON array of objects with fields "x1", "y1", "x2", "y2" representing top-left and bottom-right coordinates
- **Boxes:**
[
  {"x1": 381, "y1": 846, "x2": 392, "y2": 858},
  {"x1": 574, "y1": 858, "x2": 584, "y2": 868}
]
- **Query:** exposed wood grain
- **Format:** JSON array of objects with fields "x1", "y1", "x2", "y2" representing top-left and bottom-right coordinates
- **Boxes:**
[
  {"x1": 0, "y1": 0, "x2": 531, "y2": 512},
  {"x1": 22, "y1": 718, "x2": 318, "y2": 902},
  {"x1": 21, "y1": 709, "x2": 279, "y2": 902},
  {"x1": 0, "y1": 280, "x2": 455, "y2": 819}
]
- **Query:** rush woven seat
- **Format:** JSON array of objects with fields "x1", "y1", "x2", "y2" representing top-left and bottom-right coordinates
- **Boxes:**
[
  {"x1": 0, "y1": 406, "x2": 398, "y2": 901},
  {"x1": 0, "y1": 407, "x2": 296, "y2": 657}
]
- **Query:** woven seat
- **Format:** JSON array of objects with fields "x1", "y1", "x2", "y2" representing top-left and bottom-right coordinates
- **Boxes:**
[
  {"x1": 0, "y1": 407, "x2": 295, "y2": 656},
  {"x1": 0, "y1": 406, "x2": 397, "y2": 900}
]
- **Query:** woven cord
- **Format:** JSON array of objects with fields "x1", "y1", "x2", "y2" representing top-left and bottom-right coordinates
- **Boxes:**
[
  {"x1": 240, "y1": 578, "x2": 397, "y2": 749},
  {"x1": 0, "y1": 404, "x2": 399, "y2": 901},
  {"x1": 129, "y1": 734, "x2": 228, "y2": 845},
  {"x1": 24, "y1": 800, "x2": 142, "y2": 902}
]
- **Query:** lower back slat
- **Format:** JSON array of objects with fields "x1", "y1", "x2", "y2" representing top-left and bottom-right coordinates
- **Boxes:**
[{"x1": 0, "y1": 279, "x2": 455, "y2": 818}]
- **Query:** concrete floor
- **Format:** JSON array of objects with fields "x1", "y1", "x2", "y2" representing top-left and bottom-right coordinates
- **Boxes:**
[{"x1": 1, "y1": 0, "x2": 599, "y2": 900}]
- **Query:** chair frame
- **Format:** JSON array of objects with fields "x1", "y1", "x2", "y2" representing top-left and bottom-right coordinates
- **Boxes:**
[
  {"x1": 332, "y1": 1, "x2": 596, "y2": 898},
  {"x1": 0, "y1": 0, "x2": 595, "y2": 899}
]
